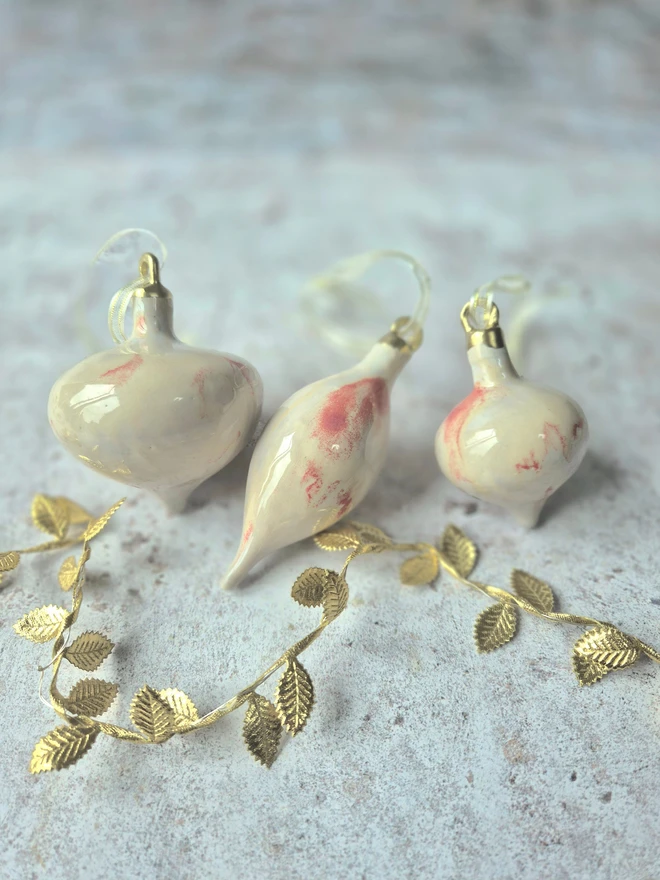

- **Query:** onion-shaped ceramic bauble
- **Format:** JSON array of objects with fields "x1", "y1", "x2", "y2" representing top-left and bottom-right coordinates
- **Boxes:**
[
  {"x1": 49, "y1": 253, "x2": 263, "y2": 513},
  {"x1": 435, "y1": 298, "x2": 588, "y2": 528},
  {"x1": 221, "y1": 318, "x2": 423, "y2": 588}
]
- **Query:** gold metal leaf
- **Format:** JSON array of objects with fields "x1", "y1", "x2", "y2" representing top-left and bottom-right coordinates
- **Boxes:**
[
  {"x1": 350, "y1": 522, "x2": 392, "y2": 550},
  {"x1": 291, "y1": 567, "x2": 329, "y2": 607},
  {"x1": 0, "y1": 551, "x2": 20, "y2": 572},
  {"x1": 243, "y1": 694, "x2": 282, "y2": 768},
  {"x1": 314, "y1": 524, "x2": 362, "y2": 552},
  {"x1": 31, "y1": 495, "x2": 70, "y2": 540},
  {"x1": 58, "y1": 556, "x2": 78, "y2": 592},
  {"x1": 511, "y1": 569, "x2": 555, "y2": 613},
  {"x1": 13, "y1": 604, "x2": 70, "y2": 643},
  {"x1": 474, "y1": 602, "x2": 518, "y2": 653},
  {"x1": 585, "y1": 627, "x2": 640, "y2": 669},
  {"x1": 64, "y1": 631, "x2": 114, "y2": 671},
  {"x1": 440, "y1": 525, "x2": 477, "y2": 578},
  {"x1": 64, "y1": 678, "x2": 119, "y2": 717},
  {"x1": 158, "y1": 688, "x2": 199, "y2": 731},
  {"x1": 60, "y1": 546, "x2": 90, "y2": 595},
  {"x1": 573, "y1": 653, "x2": 608, "y2": 687},
  {"x1": 572, "y1": 626, "x2": 640, "y2": 684},
  {"x1": 321, "y1": 571, "x2": 349, "y2": 624},
  {"x1": 83, "y1": 499, "x2": 125, "y2": 541},
  {"x1": 29, "y1": 722, "x2": 98, "y2": 774},
  {"x1": 275, "y1": 658, "x2": 314, "y2": 736},
  {"x1": 400, "y1": 551, "x2": 440, "y2": 587},
  {"x1": 54, "y1": 497, "x2": 93, "y2": 525},
  {"x1": 130, "y1": 685, "x2": 174, "y2": 742}
]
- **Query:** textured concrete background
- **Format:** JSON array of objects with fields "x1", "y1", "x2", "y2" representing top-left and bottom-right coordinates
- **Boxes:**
[{"x1": 1, "y1": 1, "x2": 660, "y2": 878}]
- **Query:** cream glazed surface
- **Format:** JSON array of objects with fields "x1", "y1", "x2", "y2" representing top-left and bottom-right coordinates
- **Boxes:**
[
  {"x1": 221, "y1": 338, "x2": 412, "y2": 589},
  {"x1": 48, "y1": 287, "x2": 263, "y2": 513},
  {"x1": 435, "y1": 342, "x2": 588, "y2": 527}
]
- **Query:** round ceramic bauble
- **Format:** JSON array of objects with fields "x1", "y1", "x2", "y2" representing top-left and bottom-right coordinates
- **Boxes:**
[
  {"x1": 435, "y1": 303, "x2": 588, "y2": 527},
  {"x1": 48, "y1": 254, "x2": 263, "y2": 513}
]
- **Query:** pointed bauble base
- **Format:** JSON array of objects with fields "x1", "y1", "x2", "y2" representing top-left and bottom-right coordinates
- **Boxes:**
[
  {"x1": 507, "y1": 498, "x2": 546, "y2": 529},
  {"x1": 151, "y1": 481, "x2": 202, "y2": 516}
]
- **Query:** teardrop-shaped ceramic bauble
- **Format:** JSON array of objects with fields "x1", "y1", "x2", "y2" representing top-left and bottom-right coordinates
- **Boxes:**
[
  {"x1": 48, "y1": 254, "x2": 263, "y2": 513},
  {"x1": 221, "y1": 319, "x2": 421, "y2": 589},
  {"x1": 435, "y1": 303, "x2": 588, "y2": 528}
]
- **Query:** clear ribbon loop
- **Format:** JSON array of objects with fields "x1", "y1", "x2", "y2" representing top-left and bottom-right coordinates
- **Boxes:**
[
  {"x1": 467, "y1": 274, "x2": 531, "y2": 331},
  {"x1": 301, "y1": 249, "x2": 431, "y2": 356},
  {"x1": 93, "y1": 229, "x2": 168, "y2": 344}
]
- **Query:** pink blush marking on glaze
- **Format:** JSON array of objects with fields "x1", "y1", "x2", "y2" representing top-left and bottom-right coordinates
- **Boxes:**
[
  {"x1": 100, "y1": 354, "x2": 144, "y2": 387},
  {"x1": 313, "y1": 378, "x2": 388, "y2": 460},
  {"x1": 193, "y1": 367, "x2": 210, "y2": 394},
  {"x1": 315, "y1": 479, "x2": 340, "y2": 507},
  {"x1": 241, "y1": 523, "x2": 254, "y2": 548},
  {"x1": 193, "y1": 367, "x2": 211, "y2": 417},
  {"x1": 517, "y1": 418, "x2": 581, "y2": 475},
  {"x1": 227, "y1": 358, "x2": 256, "y2": 400},
  {"x1": 227, "y1": 358, "x2": 251, "y2": 382},
  {"x1": 317, "y1": 386, "x2": 353, "y2": 436},
  {"x1": 542, "y1": 422, "x2": 569, "y2": 460},
  {"x1": 135, "y1": 315, "x2": 147, "y2": 336},
  {"x1": 442, "y1": 385, "x2": 488, "y2": 482},
  {"x1": 367, "y1": 377, "x2": 388, "y2": 416},
  {"x1": 301, "y1": 460, "x2": 323, "y2": 503},
  {"x1": 307, "y1": 476, "x2": 352, "y2": 517},
  {"x1": 336, "y1": 489, "x2": 352, "y2": 517},
  {"x1": 515, "y1": 451, "x2": 541, "y2": 473}
]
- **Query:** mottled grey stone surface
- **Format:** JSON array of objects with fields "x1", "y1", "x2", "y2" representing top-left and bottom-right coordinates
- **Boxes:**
[{"x1": 1, "y1": 2, "x2": 660, "y2": 878}]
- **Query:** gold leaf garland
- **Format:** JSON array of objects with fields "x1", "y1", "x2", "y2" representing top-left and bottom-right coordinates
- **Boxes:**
[
  {"x1": 58, "y1": 556, "x2": 79, "y2": 591},
  {"x1": 313, "y1": 525, "x2": 361, "y2": 552},
  {"x1": 400, "y1": 551, "x2": 439, "y2": 587},
  {"x1": 572, "y1": 625, "x2": 641, "y2": 682},
  {"x1": 29, "y1": 722, "x2": 99, "y2": 774},
  {"x1": 65, "y1": 632, "x2": 115, "y2": 672},
  {"x1": 130, "y1": 686, "x2": 175, "y2": 742},
  {"x1": 83, "y1": 500, "x2": 125, "y2": 541},
  {"x1": 320, "y1": 571, "x2": 349, "y2": 624},
  {"x1": 275, "y1": 658, "x2": 314, "y2": 736},
  {"x1": 63, "y1": 678, "x2": 119, "y2": 717},
  {"x1": 474, "y1": 602, "x2": 518, "y2": 654},
  {"x1": 14, "y1": 605, "x2": 71, "y2": 644},
  {"x1": 0, "y1": 551, "x2": 20, "y2": 572},
  {"x1": 31, "y1": 495, "x2": 70, "y2": 540},
  {"x1": 440, "y1": 524, "x2": 478, "y2": 579},
  {"x1": 243, "y1": 694, "x2": 282, "y2": 768},
  {"x1": 158, "y1": 688, "x2": 199, "y2": 730},
  {"x1": 7, "y1": 495, "x2": 660, "y2": 774},
  {"x1": 511, "y1": 569, "x2": 555, "y2": 614},
  {"x1": 291, "y1": 567, "x2": 327, "y2": 607},
  {"x1": 55, "y1": 497, "x2": 95, "y2": 525},
  {"x1": 351, "y1": 523, "x2": 392, "y2": 548}
]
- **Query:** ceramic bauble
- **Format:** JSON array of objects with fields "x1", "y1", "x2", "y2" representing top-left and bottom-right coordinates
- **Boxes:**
[
  {"x1": 49, "y1": 253, "x2": 263, "y2": 513},
  {"x1": 435, "y1": 300, "x2": 588, "y2": 527},
  {"x1": 221, "y1": 318, "x2": 422, "y2": 588}
]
